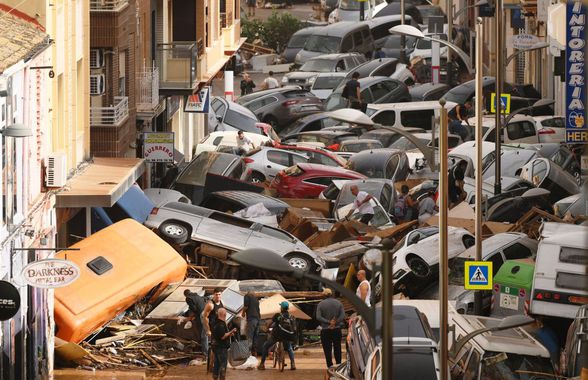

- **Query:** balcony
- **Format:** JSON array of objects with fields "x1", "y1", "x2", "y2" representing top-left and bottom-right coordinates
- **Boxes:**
[
  {"x1": 90, "y1": 96, "x2": 129, "y2": 127},
  {"x1": 90, "y1": 0, "x2": 128, "y2": 11},
  {"x1": 137, "y1": 68, "x2": 160, "y2": 113},
  {"x1": 156, "y1": 41, "x2": 204, "y2": 94},
  {"x1": 221, "y1": 11, "x2": 234, "y2": 29}
]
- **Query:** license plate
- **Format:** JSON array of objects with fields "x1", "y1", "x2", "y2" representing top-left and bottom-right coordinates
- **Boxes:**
[{"x1": 499, "y1": 293, "x2": 519, "y2": 310}]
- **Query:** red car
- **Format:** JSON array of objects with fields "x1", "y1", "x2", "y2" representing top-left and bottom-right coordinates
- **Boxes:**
[
  {"x1": 270, "y1": 163, "x2": 366, "y2": 198},
  {"x1": 273, "y1": 143, "x2": 347, "y2": 167}
]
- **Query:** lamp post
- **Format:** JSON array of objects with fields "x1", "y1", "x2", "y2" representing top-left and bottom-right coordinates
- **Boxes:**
[
  {"x1": 505, "y1": 42, "x2": 550, "y2": 66},
  {"x1": 494, "y1": 0, "x2": 504, "y2": 196},
  {"x1": 474, "y1": 17, "x2": 484, "y2": 315},
  {"x1": 453, "y1": 0, "x2": 488, "y2": 22},
  {"x1": 389, "y1": 25, "x2": 474, "y2": 74}
]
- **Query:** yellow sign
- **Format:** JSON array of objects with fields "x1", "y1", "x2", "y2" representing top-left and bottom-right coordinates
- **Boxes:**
[
  {"x1": 490, "y1": 93, "x2": 511, "y2": 114},
  {"x1": 464, "y1": 261, "x2": 493, "y2": 290}
]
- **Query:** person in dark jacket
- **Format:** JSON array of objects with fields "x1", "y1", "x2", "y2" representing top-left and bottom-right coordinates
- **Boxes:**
[
  {"x1": 240, "y1": 73, "x2": 256, "y2": 96},
  {"x1": 342, "y1": 72, "x2": 362, "y2": 110},
  {"x1": 211, "y1": 308, "x2": 238, "y2": 380},
  {"x1": 448, "y1": 102, "x2": 472, "y2": 141},
  {"x1": 243, "y1": 291, "x2": 261, "y2": 355},
  {"x1": 184, "y1": 289, "x2": 206, "y2": 357},
  {"x1": 316, "y1": 288, "x2": 345, "y2": 368}
]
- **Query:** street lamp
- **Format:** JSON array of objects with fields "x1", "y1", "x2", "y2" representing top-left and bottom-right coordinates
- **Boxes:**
[
  {"x1": 389, "y1": 25, "x2": 474, "y2": 74},
  {"x1": 449, "y1": 315, "x2": 534, "y2": 358},
  {"x1": 453, "y1": 0, "x2": 488, "y2": 21},
  {"x1": 0, "y1": 124, "x2": 32, "y2": 138},
  {"x1": 505, "y1": 42, "x2": 550, "y2": 66},
  {"x1": 231, "y1": 249, "x2": 376, "y2": 337}
]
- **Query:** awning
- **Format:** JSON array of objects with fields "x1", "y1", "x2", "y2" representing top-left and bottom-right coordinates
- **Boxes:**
[{"x1": 55, "y1": 158, "x2": 145, "y2": 208}]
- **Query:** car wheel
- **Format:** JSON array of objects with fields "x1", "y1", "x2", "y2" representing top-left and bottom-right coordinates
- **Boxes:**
[
  {"x1": 462, "y1": 235, "x2": 475, "y2": 248},
  {"x1": 250, "y1": 171, "x2": 266, "y2": 183},
  {"x1": 263, "y1": 116, "x2": 278, "y2": 129},
  {"x1": 406, "y1": 255, "x2": 430, "y2": 278},
  {"x1": 158, "y1": 221, "x2": 189, "y2": 244},
  {"x1": 285, "y1": 253, "x2": 313, "y2": 272}
]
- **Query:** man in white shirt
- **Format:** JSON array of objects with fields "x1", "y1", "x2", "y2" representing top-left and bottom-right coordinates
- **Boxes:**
[
  {"x1": 236, "y1": 131, "x2": 255, "y2": 155},
  {"x1": 261, "y1": 71, "x2": 279, "y2": 90},
  {"x1": 345, "y1": 185, "x2": 374, "y2": 225},
  {"x1": 355, "y1": 270, "x2": 371, "y2": 307}
]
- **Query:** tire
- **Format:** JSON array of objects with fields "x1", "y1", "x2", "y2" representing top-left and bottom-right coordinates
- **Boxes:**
[
  {"x1": 462, "y1": 235, "x2": 475, "y2": 249},
  {"x1": 406, "y1": 255, "x2": 430, "y2": 278},
  {"x1": 285, "y1": 253, "x2": 313, "y2": 273},
  {"x1": 250, "y1": 171, "x2": 266, "y2": 183},
  {"x1": 158, "y1": 221, "x2": 189, "y2": 244}
]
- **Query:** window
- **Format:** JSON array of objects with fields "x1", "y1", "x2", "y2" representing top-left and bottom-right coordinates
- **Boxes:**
[
  {"x1": 212, "y1": 136, "x2": 223, "y2": 146},
  {"x1": 353, "y1": 31, "x2": 363, "y2": 46},
  {"x1": 381, "y1": 185, "x2": 392, "y2": 211},
  {"x1": 541, "y1": 117, "x2": 565, "y2": 128},
  {"x1": 343, "y1": 58, "x2": 356, "y2": 70},
  {"x1": 503, "y1": 242, "x2": 533, "y2": 260},
  {"x1": 448, "y1": 136, "x2": 461, "y2": 148},
  {"x1": 381, "y1": 80, "x2": 399, "y2": 93},
  {"x1": 556, "y1": 272, "x2": 588, "y2": 291},
  {"x1": 335, "y1": 60, "x2": 346, "y2": 72},
  {"x1": 488, "y1": 253, "x2": 504, "y2": 276},
  {"x1": 373, "y1": 111, "x2": 396, "y2": 125},
  {"x1": 481, "y1": 151, "x2": 496, "y2": 171},
  {"x1": 267, "y1": 150, "x2": 290, "y2": 166},
  {"x1": 361, "y1": 89, "x2": 374, "y2": 104},
  {"x1": 372, "y1": 61, "x2": 398, "y2": 77},
  {"x1": 550, "y1": 148, "x2": 572, "y2": 168},
  {"x1": 246, "y1": 96, "x2": 277, "y2": 112},
  {"x1": 291, "y1": 153, "x2": 307, "y2": 165},
  {"x1": 341, "y1": 36, "x2": 353, "y2": 53},
  {"x1": 385, "y1": 155, "x2": 400, "y2": 179},
  {"x1": 400, "y1": 110, "x2": 435, "y2": 130},
  {"x1": 560, "y1": 247, "x2": 588, "y2": 265},
  {"x1": 304, "y1": 177, "x2": 333, "y2": 186},
  {"x1": 370, "y1": 82, "x2": 389, "y2": 101},
  {"x1": 506, "y1": 121, "x2": 536, "y2": 140}
]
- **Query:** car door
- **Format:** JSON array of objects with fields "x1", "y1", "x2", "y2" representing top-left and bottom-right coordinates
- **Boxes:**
[
  {"x1": 369, "y1": 81, "x2": 390, "y2": 103},
  {"x1": 505, "y1": 120, "x2": 539, "y2": 144},
  {"x1": 248, "y1": 224, "x2": 298, "y2": 254},
  {"x1": 193, "y1": 212, "x2": 254, "y2": 251},
  {"x1": 380, "y1": 80, "x2": 403, "y2": 103}
]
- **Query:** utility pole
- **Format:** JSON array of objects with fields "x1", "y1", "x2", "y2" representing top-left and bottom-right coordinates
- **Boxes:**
[
  {"x1": 446, "y1": 0, "x2": 453, "y2": 84},
  {"x1": 494, "y1": 0, "x2": 503, "y2": 195},
  {"x1": 400, "y1": 0, "x2": 406, "y2": 63},
  {"x1": 474, "y1": 17, "x2": 484, "y2": 315},
  {"x1": 438, "y1": 98, "x2": 449, "y2": 380}
]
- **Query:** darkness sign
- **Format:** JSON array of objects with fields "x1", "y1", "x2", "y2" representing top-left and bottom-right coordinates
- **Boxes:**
[{"x1": 0, "y1": 281, "x2": 20, "y2": 321}]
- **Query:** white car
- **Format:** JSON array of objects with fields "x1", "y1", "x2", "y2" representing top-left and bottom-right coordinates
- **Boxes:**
[
  {"x1": 467, "y1": 114, "x2": 547, "y2": 145},
  {"x1": 194, "y1": 131, "x2": 271, "y2": 156},
  {"x1": 328, "y1": 0, "x2": 387, "y2": 23},
  {"x1": 392, "y1": 226, "x2": 475, "y2": 296},
  {"x1": 532, "y1": 115, "x2": 566, "y2": 143},
  {"x1": 244, "y1": 147, "x2": 309, "y2": 183}
]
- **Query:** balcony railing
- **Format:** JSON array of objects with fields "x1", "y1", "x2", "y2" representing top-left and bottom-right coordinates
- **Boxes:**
[
  {"x1": 221, "y1": 11, "x2": 234, "y2": 28},
  {"x1": 90, "y1": 96, "x2": 129, "y2": 127},
  {"x1": 137, "y1": 68, "x2": 160, "y2": 112},
  {"x1": 90, "y1": 0, "x2": 128, "y2": 11},
  {"x1": 156, "y1": 42, "x2": 200, "y2": 91}
]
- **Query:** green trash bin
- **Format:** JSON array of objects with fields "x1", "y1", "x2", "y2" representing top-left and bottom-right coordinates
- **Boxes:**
[{"x1": 491, "y1": 259, "x2": 535, "y2": 317}]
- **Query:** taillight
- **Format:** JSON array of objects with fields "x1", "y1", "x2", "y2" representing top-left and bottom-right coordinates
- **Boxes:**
[
  {"x1": 282, "y1": 99, "x2": 301, "y2": 107},
  {"x1": 243, "y1": 157, "x2": 254, "y2": 164},
  {"x1": 538, "y1": 128, "x2": 556, "y2": 135},
  {"x1": 150, "y1": 208, "x2": 159, "y2": 215},
  {"x1": 569, "y1": 295, "x2": 588, "y2": 304}
]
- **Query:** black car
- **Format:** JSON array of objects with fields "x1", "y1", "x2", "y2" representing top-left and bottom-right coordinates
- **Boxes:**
[
  {"x1": 200, "y1": 190, "x2": 289, "y2": 216},
  {"x1": 347, "y1": 148, "x2": 410, "y2": 182},
  {"x1": 409, "y1": 83, "x2": 450, "y2": 101},
  {"x1": 325, "y1": 77, "x2": 411, "y2": 111},
  {"x1": 278, "y1": 112, "x2": 341, "y2": 137}
]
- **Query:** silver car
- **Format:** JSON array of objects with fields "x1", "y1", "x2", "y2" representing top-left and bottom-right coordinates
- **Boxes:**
[
  {"x1": 145, "y1": 202, "x2": 325, "y2": 272},
  {"x1": 244, "y1": 147, "x2": 309, "y2": 183}
]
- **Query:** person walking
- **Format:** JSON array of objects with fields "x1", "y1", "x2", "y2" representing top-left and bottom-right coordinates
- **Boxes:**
[
  {"x1": 448, "y1": 102, "x2": 472, "y2": 141},
  {"x1": 211, "y1": 308, "x2": 238, "y2": 380},
  {"x1": 258, "y1": 301, "x2": 297, "y2": 370},
  {"x1": 246, "y1": 0, "x2": 256, "y2": 17},
  {"x1": 201, "y1": 288, "x2": 224, "y2": 360},
  {"x1": 342, "y1": 71, "x2": 362, "y2": 110},
  {"x1": 356, "y1": 270, "x2": 371, "y2": 307},
  {"x1": 261, "y1": 71, "x2": 279, "y2": 90},
  {"x1": 418, "y1": 190, "x2": 438, "y2": 225},
  {"x1": 183, "y1": 289, "x2": 207, "y2": 356},
  {"x1": 240, "y1": 73, "x2": 256, "y2": 96},
  {"x1": 344, "y1": 185, "x2": 374, "y2": 225},
  {"x1": 316, "y1": 289, "x2": 345, "y2": 368},
  {"x1": 243, "y1": 291, "x2": 261, "y2": 356}
]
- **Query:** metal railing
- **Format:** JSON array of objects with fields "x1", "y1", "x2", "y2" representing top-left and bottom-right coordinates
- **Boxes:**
[
  {"x1": 155, "y1": 42, "x2": 198, "y2": 90},
  {"x1": 137, "y1": 68, "x2": 160, "y2": 111},
  {"x1": 90, "y1": 96, "x2": 129, "y2": 127},
  {"x1": 90, "y1": 0, "x2": 128, "y2": 11},
  {"x1": 221, "y1": 11, "x2": 234, "y2": 28}
]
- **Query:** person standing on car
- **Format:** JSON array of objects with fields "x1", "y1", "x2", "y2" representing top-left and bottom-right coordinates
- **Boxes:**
[
  {"x1": 202, "y1": 288, "x2": 224, "y2": 359},
  {"x1": 243, "y1": 291, "x2": 261, "y2": 356},
  {"x1": 448, "y1": 102, "x2": 472, "y2": 141},
  {"x1": 316, "y1": 288, "x2": 345, "y2": 368},
  {"x1": 240, "y1": 73, "x2": 256, "y2": 96},
  {"x1": 211, "y1": 307, "x2": 238, "y2": 380},
  {"x1": 356, "y1": 270, "x2": 371, "y2": 307},
  {"x1": 236, "y1": 130, "x2": 255, "y2": 155},
  {"x1": 342, "y1": 72, "x2": 362, "y2": 110},
  {"x1": 345, "y1": 185, "x2": 374, "y2": 225},
  {"x1": 261, "y1": 71, "x2": 279, "y2": 90}
]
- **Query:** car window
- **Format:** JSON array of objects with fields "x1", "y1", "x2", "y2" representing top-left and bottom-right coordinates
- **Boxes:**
[
  {"x1": 448, "y1": 136, "x2": 461, "y2": 148},
  {"x1": 213, "y1": 136, "x2": 223, "y2": 146},
  {"x1": 400, "y1": 110, "x2": 435, "y2": 130},
  {"x1": 381, "y1": 185, "x2": 392, "y2": 210},
  {"x1": 481, "y1": 151, "x2": 496, "y2": 171},
  {"x1": 223, "y1": 110, "x2": 258, "y2": 133},
  {"x1": 336, "y1": 60, "x2": 346, "y2": 72},
  {"x1": 503, "y1": 242, "x2": 533, "y2": 260},
  {"x1": 211, "y1": 98, "x2": 225, "y2": 114},
  {"x1": 341, "y1": 36, "x2": 353, "y2": 52},
  {"x1": 370, "y1": 82, "x2": 389, "y2": 102},
  {"x1": 304, "y1": 177, "x2": 333, "y2": 186},
  {"x1": 385, "y1": 155, "x2": 400, "y2": 179},
  {"x1": 372, "y1": 61, "x2": 398, "y2": 77},
  {"x1": 372, "y1": 111, "x2": 396, "y2": 125},
  {"x1": 451, "y1": 342, "x2": 473, "y2": 378},
  {"x1": 531, "y1": 159, "x2": 548, "y2": 185},
  {"x1": 488, "y1": 252, "x2": 504, "y2": 276},
  {"x1": 258, "y1": 226, "x2": 293, "y2": 242},
  {"x1": 291, "y1": 153, "x2": 308, "y2": 165},
  {"x1": 550, "y1": 148, "x2": 571, "y2": 167},
  {"x1": 507, "y1": 121, "x2": 536, "y2": 140},
  {"x1": 246, "y1": 96, "x2": 277, "y2": 112},
  {"x1": 362, "y1": 28, "x2": 371, "y2": 41},
  {"x1": 208, "y1": 212, "x2": 253, "y2": 229},
  {"x1": 353, "y1": 31, "x2": 363, "y2": 46},
  {"x1": 267, "y1": 150, "x2": 291, "y2": 166},
  {"x1": 362, "y1": 89, "x2": 375, "y2": 103},
  {"x1": 541, "y1": 117, "x2": 565, "y2": 128}
]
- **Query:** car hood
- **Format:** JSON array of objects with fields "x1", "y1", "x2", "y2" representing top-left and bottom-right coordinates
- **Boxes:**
[{"x1": 284, "y1": 72, "x2": 319, "y2": 81}]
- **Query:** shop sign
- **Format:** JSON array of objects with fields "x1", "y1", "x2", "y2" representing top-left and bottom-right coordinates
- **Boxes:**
[
  {"x1": 0, "y1": 281, "x2": 20, "y2": 321},
  {"x1": 566, "y1": 0, "x2": 587, "y2": 143},
  {"x1": 510, "y1": 34, "x2": 540, "y2": 50},
  {"x1": 21, "y1": 259, "x2": 80, "y2": 288},
  {"x1": 143, "y1": 132, "x2": 175, "y2": 163}
]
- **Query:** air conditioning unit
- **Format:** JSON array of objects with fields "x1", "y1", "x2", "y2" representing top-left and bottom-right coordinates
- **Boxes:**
[
  {"x1": 90, "y1": 49, "x2": 105, "y2": 69},
  {"x1": 90, "y1": 74, "x2": 105, "y2": 95},
  {"x1": 46, "y1": 152, "x2": 67, "y2": 188}
]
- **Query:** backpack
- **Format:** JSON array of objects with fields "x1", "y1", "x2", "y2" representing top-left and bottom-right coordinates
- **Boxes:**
[
  {"x1": 342, "y1": 80, "x2": 352, "y2": 99},
  {"x1": 275, "y1": 313, "x2": 297, "y2": 341},
  {"x1": 394, "y1": 194, "x2": 407, "y2": 219}
]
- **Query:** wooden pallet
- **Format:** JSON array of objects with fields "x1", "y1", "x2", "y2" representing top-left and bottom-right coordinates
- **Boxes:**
[{"x1": 241, "y1": 41, "x2": 275, "y2": 55}]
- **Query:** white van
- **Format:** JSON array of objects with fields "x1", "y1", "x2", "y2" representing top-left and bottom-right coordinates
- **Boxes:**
[
  {"x1": 530, "y1": 222, "x2": 588, "y2": 319},
  {"x1": 365, "y1": 101, "x2": 457, "y2": 131}
]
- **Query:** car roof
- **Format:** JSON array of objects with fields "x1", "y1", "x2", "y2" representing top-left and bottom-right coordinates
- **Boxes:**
[
  {"x1": 393, "y1": 305, "x2": 431, "y2": 338},
  {"x1": 358, "y1": 76, "x2": 396, "y2": 85},
  {"x1": 352, "y1": 58, "x2": 398, "y2": 76},
  {"x1": 409, "y1": 82, "x2": 450, "y2": 96},
  {"x1": 367, "y1": 100, "x2": 456, "y2": 111},
  {"x1": 311, "y1": 52, "x2": 363, "y2": 60},
  {"x1": 350, "y1": 148, "x2": 403, "y2": 162},
  {"x1": 209, "y1": 190, "x2": 288, "y2": 208},
  {"x1": 214, "y1": 97, "x2": 258, "y2": 117},
  {"x1": 540, "y1": 222, "x2": 588, "y2": 249},
  {"x1": 291, "y1": 26, "x2": 322, "y2": 36},
  {"x1": 297, "y1": 163, "x2": 365, "y2": 177},
  {"x1": 298, "y1": 130, "x2": 356, "y2": 137},
  {"x1": 238, "y1": 86, "x2": 303, "y2": 103},
  {"x1": 309, "y1": 21, "x2": 363, "y2": 37}
]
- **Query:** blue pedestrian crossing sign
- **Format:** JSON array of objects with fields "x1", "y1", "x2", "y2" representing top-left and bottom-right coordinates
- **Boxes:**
[
  {"x1": 490, "y1": 93, "x2": 511, "y2": 114},
  {"x1": 464, "y1": 261, "x2": 493, "y2": 290}
]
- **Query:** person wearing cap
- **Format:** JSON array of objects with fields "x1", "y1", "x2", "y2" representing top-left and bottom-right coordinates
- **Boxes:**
[
  {"x1": 258, "y1": 301, "x2": 297, "y2": 370},
  {"x1": 315, "y1": 288, "x2": 345, "y2": 368}
]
